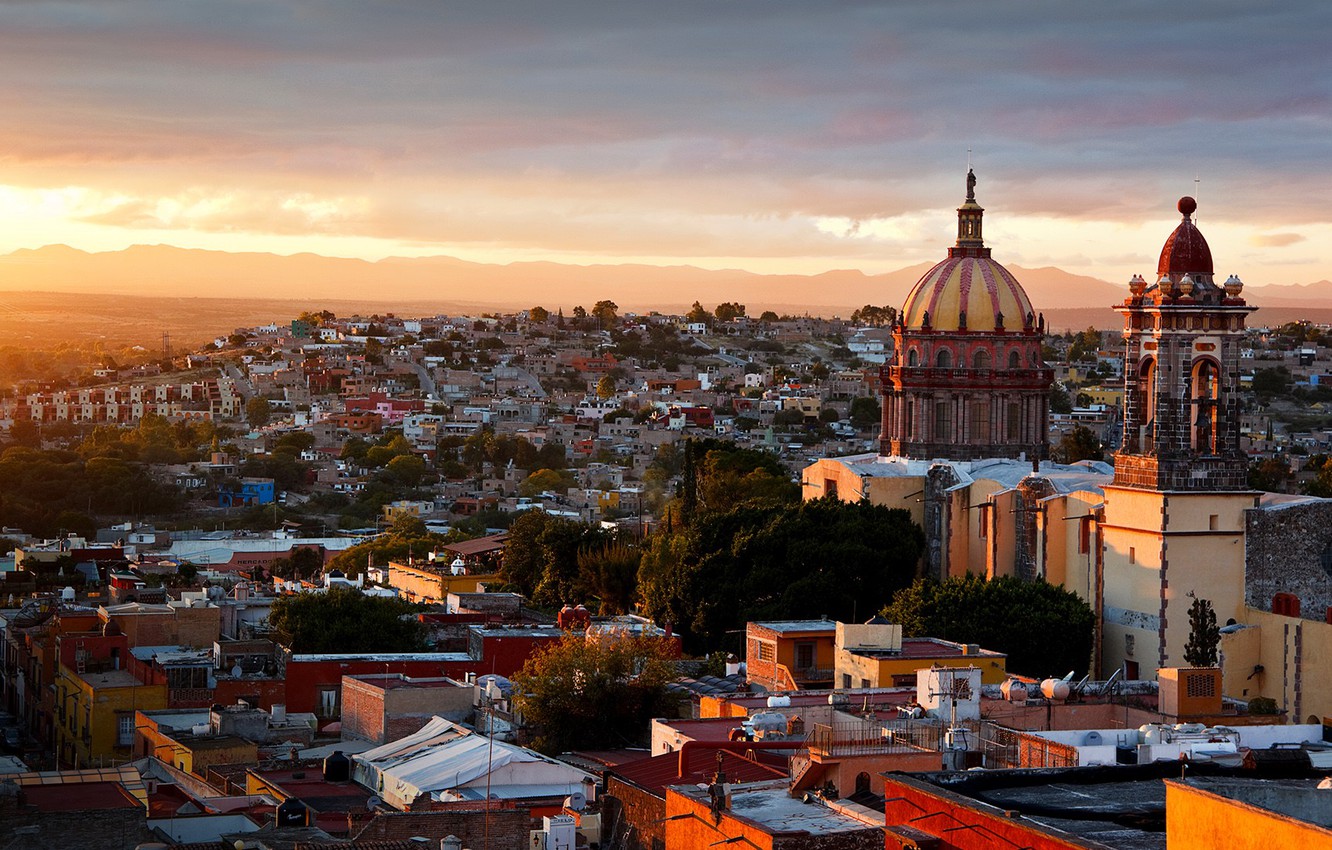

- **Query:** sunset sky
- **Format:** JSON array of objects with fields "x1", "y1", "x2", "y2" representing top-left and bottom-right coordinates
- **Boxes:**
[{"x1": 0, "y1": 1, "x2": 1328, "y2": 287}]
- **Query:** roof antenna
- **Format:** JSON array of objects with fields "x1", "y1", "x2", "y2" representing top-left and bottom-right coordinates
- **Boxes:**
[
  {"x1": 967, "y1": 146, "x2": 972, "y2": 170},
  {"x1": 1193, "y1": 174, "x2": 1200, "y2": 223}
]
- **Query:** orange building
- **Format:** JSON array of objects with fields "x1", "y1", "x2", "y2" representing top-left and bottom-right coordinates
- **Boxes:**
[
  {"x1": 663, "y1": 778, "x2": 882, "y2": 850},
  {"x1": 1165, "y1": 776, "x2": 1332, "y2": 849},
  {"x1": 744, "y1": 620, "x2": 837, "y2": 691}
]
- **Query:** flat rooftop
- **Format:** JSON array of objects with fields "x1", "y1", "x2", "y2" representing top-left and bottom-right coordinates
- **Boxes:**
[
  {"x1": 672, "y1": 779, "x2": 880, "y2": 835},
  {"x1": 848, "y1": 637, "x2": 1004, "y2": 659},
  {"x1": 749, "y1": 619, "x2": 836, "y2": 634}
]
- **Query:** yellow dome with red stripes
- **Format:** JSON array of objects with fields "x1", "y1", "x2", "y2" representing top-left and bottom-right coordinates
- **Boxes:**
[
  {"x1": 898, "y1": 169, "x2": 1035, "y2": 332},
  {"x1": 900, "y1": 254, "x2": 1033, "y2": 332}
]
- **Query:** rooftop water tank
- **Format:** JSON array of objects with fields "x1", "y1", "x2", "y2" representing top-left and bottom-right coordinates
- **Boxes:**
[
  {"x1": 323, "y1": 750, "x2": 351, "y2": 782},
  {"x1": 276, "y1": 798, "x2": 310, "y2": 827},
  {"x1": 1040, "y1": 679, "x2": 1070, "y2": 701},
  {"x1": 766, "y1": 695, "x2": 791, "y2": 708},
  {"x1": 1000, "y1": 680, "x2": 1027, "y2": 702}
]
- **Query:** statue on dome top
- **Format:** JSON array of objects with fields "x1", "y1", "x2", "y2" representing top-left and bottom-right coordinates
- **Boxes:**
[{"x1": 966, "y1": 168, "x2": 977, "y2": 202}]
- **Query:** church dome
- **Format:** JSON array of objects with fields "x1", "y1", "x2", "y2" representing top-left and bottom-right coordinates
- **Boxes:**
[
  {"x1": 1157, "y1": 196, "x2": 1213, "y2": 279},
  {"x1": 899, "y1": 169, "x2": 1035, "y2": 332},
  {"x1": 900, "y1": 255, "x2": 1034, "y2": 332}
]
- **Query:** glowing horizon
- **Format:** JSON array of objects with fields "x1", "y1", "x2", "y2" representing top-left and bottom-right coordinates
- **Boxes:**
[{"x1": 1, "y1": 3, "x2": 1328, "y2": 290}]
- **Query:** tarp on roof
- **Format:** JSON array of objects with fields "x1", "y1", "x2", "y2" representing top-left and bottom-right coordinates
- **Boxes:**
[{"x1": 351, "y1": 716, "x2": 593, "y2": 810}]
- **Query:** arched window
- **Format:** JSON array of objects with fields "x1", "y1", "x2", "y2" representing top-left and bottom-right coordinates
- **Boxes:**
[
  {"x1": 935, "y1": 348, "x2": 952, "y2": 368},
  {"x1": 1008, "y1": 350, "x2": 1021, "y2": 370},
  {"x1": 1191, "y1": 358, "x2": 1219, "y2": 454},
  {"x1": 907, "y1": 348, "x2": 919, "y2": 367},
  {"x1": 1138, "y1": 358, "x2": 1158, "y2": 452},
  {"x1": 972, "y1": 349, "x2": 991, "y2": 369},
  {"x1": 855, "y1": 772, "x2": 872, "y2": 795}
]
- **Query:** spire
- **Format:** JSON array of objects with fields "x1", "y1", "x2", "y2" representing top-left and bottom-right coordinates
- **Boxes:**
[{"x1": 951, "y1": 168, "x2": 988, "y2": 257}]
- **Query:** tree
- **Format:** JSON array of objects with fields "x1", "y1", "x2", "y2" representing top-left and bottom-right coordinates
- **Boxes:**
[
  {"x1": 268, "y1": 586, "x2": 426, "y2": 653},
  {"x1": 511, "y1": 634, "x2": 680, "y2": 753},
  {"x1": 385, "y1": 454, "x2": 426, "y2": 488},
  {"x1": 576, "y1": 541, "x2": 640, "y2": 614},
  {"x1": 758, "y1": 310, "x2": 779, "y2": 322},
  {"x1": 883, "y1": 575, "x2": 1095, "y2": 677},
  {"x1": 1183, "y1": 594, "x2": 1220, "y2": 668},
  {"x1": 1252, "y1": 366, "x2": 1292, "y2": 397},
  {"x1": 638, "y1": 497, "x2": 925, "y2": 653},
  {"x1": 849, "y1": 396, "x2": 881, "y2": 429},
  {"x1": 529, "y1": 306, "x2": 550, "y2": 323},
  {"x1": 591, "y1": 300, "x2": 619, "y2": 328},
  {"x1": 1050, "y1": 383, "x2": 1073, "y2": 414},
  {"x1": 1248, "y1": 457, "x2": 1291, "y2": 492},
  {"x1": 270, "y1": 546, "x2": 325, "y2": 581},
  {"x1": 685, "y1": 301, "x2": 710, "y2": 325},
  {"x1": 246, "y1": 397, "x2": 272, "y2": 427},
  {"x1": 714, "y1": 302, "x2": 746, "y2": 323},
  {"x1": 596, "y1": 375, "x2": 616, "y2": 401},
  {"x1": 520, "y1": 468, "x2": 575, "y2": 498},
  {"x1": 1053, "y1": 425, "x2": 1103, "y2": 464}
]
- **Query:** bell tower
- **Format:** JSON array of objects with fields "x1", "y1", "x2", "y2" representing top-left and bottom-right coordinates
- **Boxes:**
[
  {"x1": 1113, "y1": 196, "x2": 1255, "y2": 490},
  {"x1": 1099, "y1": 196, "x2": 1259, "y2": 679}
]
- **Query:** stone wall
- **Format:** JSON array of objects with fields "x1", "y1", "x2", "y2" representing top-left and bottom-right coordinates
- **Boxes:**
[{"x1": 1245, "y1": 501, "x2": 1332, "y2": 621}]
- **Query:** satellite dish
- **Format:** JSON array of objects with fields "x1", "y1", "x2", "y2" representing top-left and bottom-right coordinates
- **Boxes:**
[
  {"x1": 367, "y1": 796, "x2": 383, "y2": 811},
  {"x1": 231, "y1": 664, "x2": 243, "y2": 678},
  {"x1": 564, "y1": 792, "x2": 587, "y2": 811}
]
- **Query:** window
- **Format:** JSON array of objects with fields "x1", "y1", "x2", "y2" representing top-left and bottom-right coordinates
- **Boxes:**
[
  {"x1": 1079, "y1": 517, "x2": 1092, "y2": 554},
  {"x1": 1273, "y1": 593, "x2": 1301, "y2": 618},
  {"x1": 317, "y1": 687, "x2": 340, "y2": 719},
  {"x1": 907, "y1": 349, "x2": 919, "y2": 367},
  {"x1": 860, "y1": 678, "x2": 870, "y2": 689},
  {"x1": 1008, "y1": 350, "x2": 1021, "y2": 370},
  {"x1": 969, "y1": 400, "x2": 990, "y2": 443},
  {"x1": 824, "y1": 479, "x2": 838, "y2": 499},
  {"x1": 758, "y1": 642, "x2": 775, "y2": 662},
  {"x1": 935, "y1": 348, "x2": 952, "y2": 368},
  {"x1": 978, "y1": 505, "x2": 988, "y2": 539},
  {"x1": 934, "y1": 401, "x2": 951, "y2": 441},
  {"x1": 1129, "y1": 547, "x2": 1136, "y2": 565},
  {"x1": 1007, "y1": 402, "x2": 1021, "y2": 441},
  {"x1": 1208, "y1": 514, "x2": 1218, "y2": 531},
  {"x1": 972, "y1": 349, "x2": 991, "y2": 369},
  {"x1": 117, "y1": 714, "x2": 134, "y2": 747},
  {"x1": 842, "y1": 674, "x2": 852, "y2": 689},
  {"x1": 795, "y1": 642, "x2": 815, "y2": 671},
  {"x1": 1125, "y1": 634, "x2": 1135, "y2": 658}
]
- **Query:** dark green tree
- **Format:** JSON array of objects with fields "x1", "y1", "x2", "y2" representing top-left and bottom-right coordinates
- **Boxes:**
[
  {"x1": 639, "y1": 497, "x2": 925, "y2": 653},
  {"x1": 849, "y1": 396, "x2": 881, "y2": 429},
  {"x1": 268, "y1": 586, "x2": 426, "y2": 653},
  {"x1": 246, "y1": 397, "x2": 272, "y2": 427},
  {"x1": 883, "y1": 575, "x2": 1095, "y2": 677},
  {"x1": 1183, "y1": 594, "x2": 1220, "y2": 668},
  {"x1": 1053, "y1": 425, "x2": 1104, "y2": 464}
]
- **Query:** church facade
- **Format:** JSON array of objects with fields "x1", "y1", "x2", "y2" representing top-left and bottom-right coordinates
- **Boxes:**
[{"x1": 803, "y1": 180, "x2": 1332, "y2": 725}]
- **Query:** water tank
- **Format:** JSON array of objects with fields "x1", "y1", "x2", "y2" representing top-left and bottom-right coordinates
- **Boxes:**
[
  {"x1": 1139, "y1": 724, "x2": 1165, "y2": 745},
  {"x1": 828, "y1": 691, "x2": 850, "y2": 707},
  {"x1": 61, "y1": 586, "x2": 76, "y2": 602},
  {"x1": 323, "y1": 750, "x2": 351, "y2": 782},
  {"x1": 276, "y1": 798, "x2": 310, "y2": 827},
  {"x1": 725, "y1": 655, "x2": 741, "y2": 677},
  {"x1": 1083, "y1": 730, "x2": 1103, "y2": 746},
  {"x1": 1000, "y1": 680, "x2": 1028, "y2": 702},
  {"x1": 440, "y1": 837, "x2": 463, "y2": 850},
  {"x1": 766, "y1": 695, "x2": 791, "y2": 708},
  {"x1": 191, "y1": 723, "x2": 211, "y2": 736},
  {"x1": 1040, "y1": 679, "x2": 1070, "y2": 701},
  {"x1": 271, "y1": 704, "x2": 287, "y2": 724},
  {"x1": 749, "y1": 712, "x2": 787, "y2": 733}
]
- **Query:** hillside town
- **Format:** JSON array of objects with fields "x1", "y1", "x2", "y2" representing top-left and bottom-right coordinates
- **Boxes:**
[{"x1": 2, "y1": 187, "x2": 1332, "y2": 850}]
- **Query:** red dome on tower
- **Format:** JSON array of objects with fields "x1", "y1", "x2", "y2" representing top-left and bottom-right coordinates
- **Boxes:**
[{"x1": 1157, "y1": 196, "x2": 1213, "y2": 278}]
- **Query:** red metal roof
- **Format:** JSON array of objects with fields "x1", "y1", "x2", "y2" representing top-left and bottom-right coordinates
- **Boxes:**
[
  {"x1": 1157, "y1": 196, "x2": 1214, "y2": 277},
  {"x1": 22, "y1": 781, "x2": 140, "y2": 812},
  {"x1": 609, "y1": 749, "x2": 787, "y2": 797}
]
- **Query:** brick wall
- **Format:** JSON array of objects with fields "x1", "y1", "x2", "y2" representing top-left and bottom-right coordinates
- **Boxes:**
[
  {"x1": 604, "y1": 776, "x2": 666, "y2": 850},
  {"x1": 2, "y1": 800, "x2": 154, "y2": 850},
  {"x1": 340, "y1": 676, "x2": 385, "y2": 743}
]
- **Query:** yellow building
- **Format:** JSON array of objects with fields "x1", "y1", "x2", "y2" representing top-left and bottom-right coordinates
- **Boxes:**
[
  {"x1": 386, "y1": 559, "x2": 502, "y2": 603},
  {"x1": 55, "y1": 667, "x2": 166, "y2": 768},
  {"x1": 833, "y1": 619, "x2": 1006, "y2": 687}
]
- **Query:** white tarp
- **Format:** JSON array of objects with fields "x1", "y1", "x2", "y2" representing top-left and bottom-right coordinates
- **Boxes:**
[{"x1": 351, "y1": 716, "x2": 592, "y2": 810}]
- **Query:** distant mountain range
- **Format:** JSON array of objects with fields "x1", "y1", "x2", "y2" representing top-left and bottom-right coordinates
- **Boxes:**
[{"x1": 0, "y1": 243, "x2": 1328, "y2": 315}]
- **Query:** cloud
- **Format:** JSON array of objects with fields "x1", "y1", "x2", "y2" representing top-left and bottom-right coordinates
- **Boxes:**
[
  {"x1": 1249, "y1": 232, "x2": 1306, "y2": 248},
  {"x1": 0, "y1": 0, "x2": 1328, "y2": 284}
]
